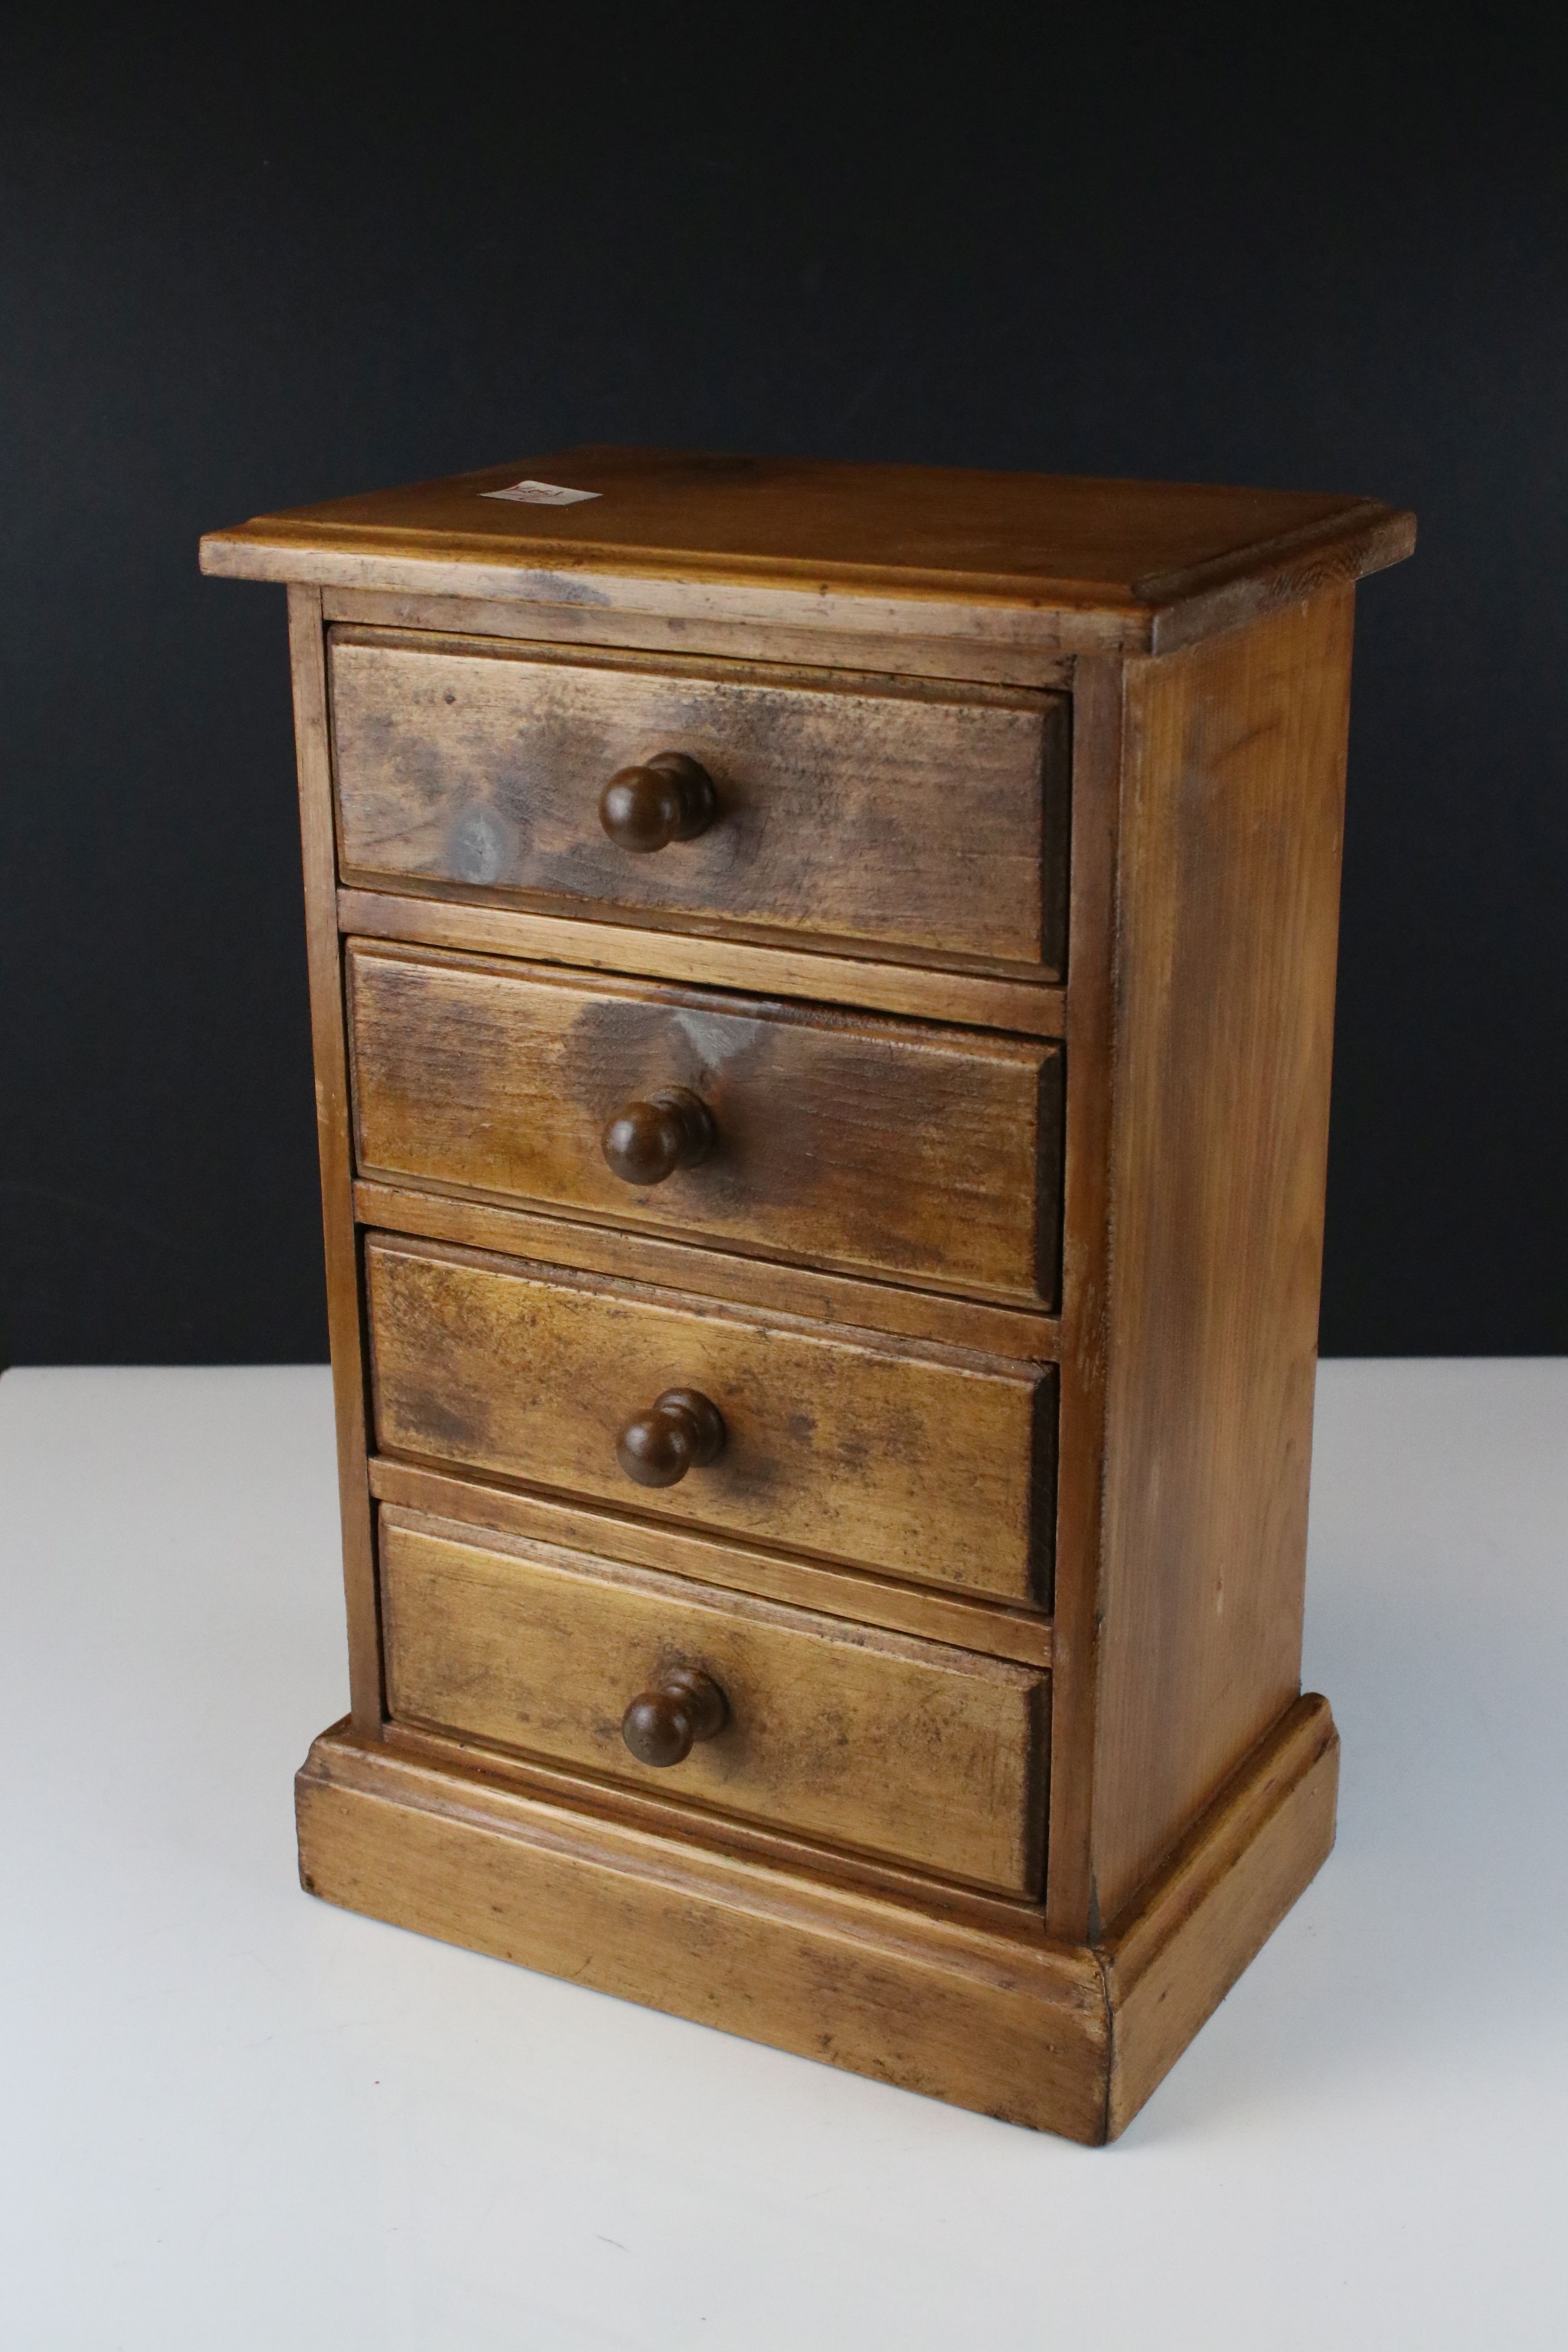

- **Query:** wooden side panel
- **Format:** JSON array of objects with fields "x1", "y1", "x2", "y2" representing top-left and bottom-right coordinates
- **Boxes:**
[
  {"x1": 346, "y1": 942, "x2": 1063, "y2": 1309},
  {"x1": 364, "y1": 1234, "x2": 1054, "y2": 1606},
  {"x1": 297, "y1": 1724, "x2": 1113, "y2": 2141},
  {"x1": 286, "y1": 587, "x2": 383, "y2": 1732},
  {"x1": 379, "y1": 1509, "x2": 1048, "y2": 1894},
  {"x1": 329, "y1": 631, "x2": 1069, "y2": 974},
  {"x1": 1090, "y1": 591, "x2": 1355, "y2": 1923}
]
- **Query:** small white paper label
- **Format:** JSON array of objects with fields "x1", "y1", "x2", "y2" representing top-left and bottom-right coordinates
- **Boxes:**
[{"x1": 481, "y1": 479, "x2": 602, "y2": 506}]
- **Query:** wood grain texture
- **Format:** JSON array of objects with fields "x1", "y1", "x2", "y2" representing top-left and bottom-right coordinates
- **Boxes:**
[
  {"x1": 351, "y1": 1178, "x2": 1059, "y2": 1363},
  {"x1": 378, "y1": 1507, "x2": 1048, "y2": 1893},
  {"x1": 338, "y1": 885, "x2": 1067, "y2": 1038},
  {"x1": 366, "y1": 1457, "x2": 1054, "y2": 1666},
  {"x1": 1099, "y1": 1693, "x2": 1339, "y2": 2136},
  {"x1": 329, "y1": 629, "x2": 1069, "y2": 975},
  {"x1": 286, "y1": 587, "x2": 383, "y2": 1733},
  {"x1": 364, "y1": 1233, "x2": 1056, "y2": 1606},
  {"x1": 1089, "y1": 591, "x2": 1356, "y2": 1925},
  {"x1": 319, "y1": 586, "x2": 1080, "y2": 691},
  {"x1": 204, "y1": 445, "x2": 1415, "y2": 656},
  {"x1": 347, "y1": 943, "x2": 1064, "y2": 1310},
  {"x1": 297, "y1": 1721, "x2": 1113, "y2": 2140}
]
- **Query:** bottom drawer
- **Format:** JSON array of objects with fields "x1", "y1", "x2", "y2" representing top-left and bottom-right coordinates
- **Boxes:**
[{"x1": 380, "y1": 1507, "x2": 1048, "y2": 1896}]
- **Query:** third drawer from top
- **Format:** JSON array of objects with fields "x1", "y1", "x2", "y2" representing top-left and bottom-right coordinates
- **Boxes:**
[{"x1": 364, "y1": 1233, "x2": 1057, "y2": 1609}]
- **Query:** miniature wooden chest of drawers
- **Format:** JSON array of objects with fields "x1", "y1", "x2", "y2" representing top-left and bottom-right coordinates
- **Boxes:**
[{"x1": 203, "y1": 448, "x2": 1413, "y2": 2141}]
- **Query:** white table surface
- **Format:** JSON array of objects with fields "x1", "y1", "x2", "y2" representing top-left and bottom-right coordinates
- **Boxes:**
[{"x1": 2, "y1": 1359, "x2": 1564, "y2": 2349}]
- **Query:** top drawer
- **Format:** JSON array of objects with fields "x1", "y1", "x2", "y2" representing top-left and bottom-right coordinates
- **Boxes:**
[{"x1": 328, "y1": 631, "x2": 1070, "y2": 978}]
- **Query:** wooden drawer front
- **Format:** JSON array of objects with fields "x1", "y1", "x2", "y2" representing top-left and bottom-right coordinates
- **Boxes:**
[
  {"x1": 348, "y1": 945, "x2": 1063, "y2": 1310},
  {"x1": 365, "y1": 1236, "x2": 1055, "y2": 1606},
  {"x1": 380, "y1": 1508, "x2": 1048, "y2": 1893},
  {"x1": 329, "y1": 630, "x2": 1069, "y2": 975}
]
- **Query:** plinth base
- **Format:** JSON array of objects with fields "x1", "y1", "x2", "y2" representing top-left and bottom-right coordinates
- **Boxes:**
[{"x1": 296, "y1": 1693, "x2": 1337, "y2": 2144}]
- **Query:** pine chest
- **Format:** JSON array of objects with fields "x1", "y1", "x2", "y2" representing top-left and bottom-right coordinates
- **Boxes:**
[{"x1": 203, "y1": 448, "x2": 1413, "y2": 2139}]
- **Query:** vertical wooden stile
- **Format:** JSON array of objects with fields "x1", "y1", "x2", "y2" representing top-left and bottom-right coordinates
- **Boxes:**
[{"x1": 286, "y1": 586, "x2": 382, "y2": 1733}]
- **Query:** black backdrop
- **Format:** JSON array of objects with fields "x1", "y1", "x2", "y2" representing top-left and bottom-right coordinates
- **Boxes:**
[{"x1": 3, "y1": 8, "x2": 1564, "y2": 1363}]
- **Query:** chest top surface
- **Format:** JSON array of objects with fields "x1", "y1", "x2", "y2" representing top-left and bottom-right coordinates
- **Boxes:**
[{"x1": 201, "y1": 446, "x2": 1415, "y2": 654}]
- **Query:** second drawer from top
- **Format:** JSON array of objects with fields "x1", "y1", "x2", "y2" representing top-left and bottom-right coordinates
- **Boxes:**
[{"x1": 347, "y1": 942, "x2": 1064, "y2": 1310}]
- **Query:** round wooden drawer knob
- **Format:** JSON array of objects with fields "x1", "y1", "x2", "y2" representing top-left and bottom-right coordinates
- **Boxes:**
[
  {"x1": 621, "y1": 1666, "x2": 729, "y2": 1768},
  {"x1": 616, "y1": 1387, "x2": 726, "y2": 1488},
  {"x1": 599, "y1": 754, "x2": 717, "y2": 853},
  {"x1": 601, "y1": 1086, "x2": 714, "y2": 1187}
]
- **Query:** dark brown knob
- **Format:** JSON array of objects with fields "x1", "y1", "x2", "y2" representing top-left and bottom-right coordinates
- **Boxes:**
[
  {"x1": 601, "y1": 1086, "x2": 714, "y2": 1186},
  {"x1": 621, "y1": 1665, "x2": 728, "y2": 1768},
  {"x1": 599, "y1": 754, "x2": 717, "y2": 852},
  {"x1": 616, "y1": 1388, "x2": 726, "y2": 1488}
]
